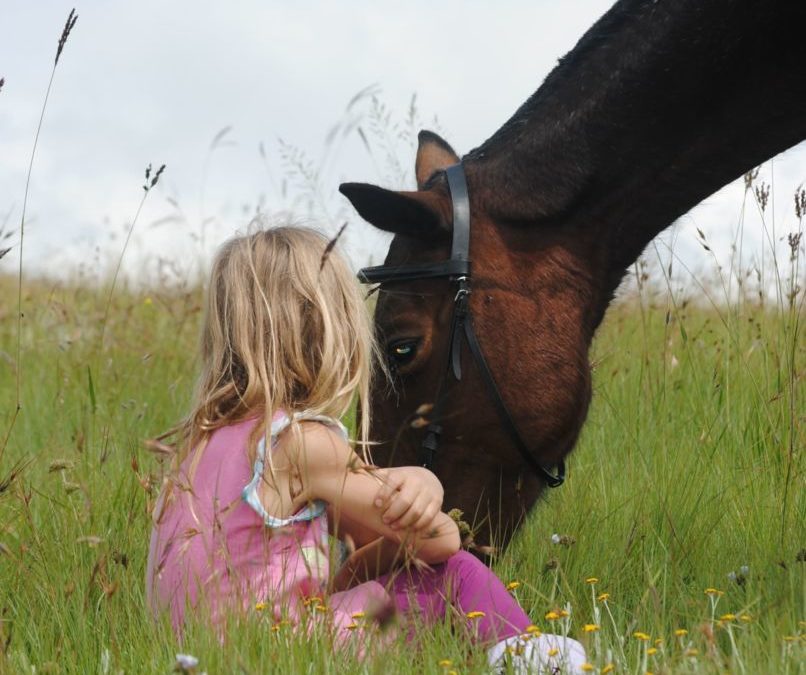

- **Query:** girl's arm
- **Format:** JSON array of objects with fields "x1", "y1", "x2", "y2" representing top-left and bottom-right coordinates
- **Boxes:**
[{"x1": 297, "y1": 423, "x2": 461, "y2": 565}]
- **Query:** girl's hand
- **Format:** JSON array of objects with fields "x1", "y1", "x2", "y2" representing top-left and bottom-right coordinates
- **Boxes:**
[{"x1": 373, "y1": 466, "x2": 444, "y2": 532}]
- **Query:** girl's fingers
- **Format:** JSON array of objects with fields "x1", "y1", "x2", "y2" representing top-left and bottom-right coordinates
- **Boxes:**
[
  {"x1": 411, "y1": 502, "x2": 440, "y2": 533},
  {"x1": 381, "y1": 488, "x2": 416, "y2": 524},
  {"x1": 374, "y1": 472, "x2": 404, "y2": 508},
  {"x1": 391, "y1": 493, "x2": 429, "y2": 529}
]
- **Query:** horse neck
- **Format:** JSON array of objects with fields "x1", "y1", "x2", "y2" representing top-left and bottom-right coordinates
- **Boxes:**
[{"x1": 466, "y1": 0, "x2": 806, "y2": 292}]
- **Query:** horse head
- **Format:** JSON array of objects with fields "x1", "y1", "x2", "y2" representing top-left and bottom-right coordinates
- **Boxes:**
[{"x1": 341, "y1": 0, "x2": 806, "y2": 549}]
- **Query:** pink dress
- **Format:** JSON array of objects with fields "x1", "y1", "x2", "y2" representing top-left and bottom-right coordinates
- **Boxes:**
[{"x1": 145, "y1": 411, "x2": 389, "y2": 640}]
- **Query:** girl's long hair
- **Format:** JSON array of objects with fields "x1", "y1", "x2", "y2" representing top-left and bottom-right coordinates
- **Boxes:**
[{"x1": 161, "y1": 225, "x2": 379, "y2": 501}]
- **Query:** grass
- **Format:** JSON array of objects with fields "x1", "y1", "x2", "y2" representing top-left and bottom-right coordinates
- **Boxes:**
[{"x1": 0, "y1": 268, "x2": 802, "y2": 674}]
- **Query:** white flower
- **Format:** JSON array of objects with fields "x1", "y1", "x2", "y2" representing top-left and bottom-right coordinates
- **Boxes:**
[
  {"x1": 551, "y1": 533, "x2": 561, "y2": 544},
  {"x1": 175, "y1": 654, "x2": 199, "y2": 670},
  {"x1": 739, "y1": 565, "x2": 749, "y2": 577},
  {"x1": 727, "y1": 571, "x2": 737, "y2": 582}
]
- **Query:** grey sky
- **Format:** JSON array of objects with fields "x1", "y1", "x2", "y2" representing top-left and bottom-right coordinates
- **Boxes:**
[{"x1": 2, "y1": 1, "x2": 804, "y2": 292}]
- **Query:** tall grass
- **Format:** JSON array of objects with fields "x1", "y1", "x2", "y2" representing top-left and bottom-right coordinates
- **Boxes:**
[{"x1": 0, "y1": 252, "x2": 802, "y2": 673}]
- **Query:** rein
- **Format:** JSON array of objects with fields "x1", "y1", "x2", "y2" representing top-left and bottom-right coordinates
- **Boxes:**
[{"x1": 358, "y1": 163, "x2": 565, "y2": 488}]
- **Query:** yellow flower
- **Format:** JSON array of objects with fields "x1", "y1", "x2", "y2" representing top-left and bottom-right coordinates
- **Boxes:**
[
  {"x1": 547, "y1": 648, "x2": 559, "y2": 657},
  {"x1": 438, "y1": 659, "x2": 452, "y2": 667},
  {"x1": 654, "y1": 638, "x2": 663, "y2": 646},
  {"x1": 583, "y1": 624, "x2": 600, "y2": 633},
  {"x1": 271, "y1": 624, "x2": 281, "y2": 632},
  {"x1": 740, "y1": 614, "x2": 752, "y2": 623},
  {"x1": 633, "y1": 631, "x2": 651, "y2": 641},
  {"x1": 585, "y1": 577, "x2": 599, "y2": 584},
  {"x1": 314, "y1": 604, "x2": 329, "y2": 613},
  {"x1": 647, "y1": 647, "x2": 658, "y2": 656},
  {"x1": 255, "y1": 602, "x2": 267, "y2": 611},
  {"x1": 351, "y1": 611, "x2": 365, "y2": 619},
  {"x1": 674, "y1": 628, "x2": 688, "y2": 637},
  {"x1": 704, "y1": 587, "x2": 724, "y2": 597},
  {"x1": 466, "y1": 610, "x2": 486, "y2": 619},
  {"x1": 783, "y1": 636, "x2": 798, "y2": 642},
  {"x1": 559, "y1": 609, "x2": 570, "y2": 618},
  {"x1": 507, "y1": 581, "x2": 521, "y2": 591},
  {"x1": 346, "y1": 622, "x2": 358, "y2": 630},
  {"x1": 581, "y1": 664, "x2": 595, "y2": 672},
  {"x1": 684, "y1": 648, "x2": 699, "y2": 657},
  {"x1": 720, "y1": 613, "x2": 736, "y2": 621},
  {"x1": 526, "y1": 624, "x2": 541, "y2": 634},
  {"x1": 601, "y1": 665, "x2": 615, "y2": 674},
  {"x1": 143, "y1": 297, "x2": 153, "y2": 306},
  {"x1": 597, "y1": 592, "x2": 610, "y2": 602},
  {"x1": 545, "y1": 611, "x2": 560, "y2": 621}
]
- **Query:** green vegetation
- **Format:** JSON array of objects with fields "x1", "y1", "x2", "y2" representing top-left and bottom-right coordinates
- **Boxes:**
[{"x1": 0, "y1": 271, "x2": 801, "y2": 673}]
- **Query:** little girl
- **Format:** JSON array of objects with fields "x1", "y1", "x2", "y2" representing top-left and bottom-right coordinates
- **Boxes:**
[{"x1": 146, "y1": 226, "x2": 586, "y2": 672}]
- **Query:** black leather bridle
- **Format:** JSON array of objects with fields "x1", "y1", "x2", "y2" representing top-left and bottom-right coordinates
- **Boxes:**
[{"x1": 358, "y1": 163, "x2": 565, "y2": 488}]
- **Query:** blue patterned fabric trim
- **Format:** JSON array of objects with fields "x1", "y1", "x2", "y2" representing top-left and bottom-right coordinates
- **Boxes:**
[{"x1": 241, "y1": 411, "x2": 348, "y2": 528}]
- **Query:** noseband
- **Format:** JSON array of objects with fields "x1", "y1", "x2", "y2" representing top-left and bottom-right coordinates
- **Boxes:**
[{"x1": 358, "y1": 163, "x2": 565, "y2": 488}]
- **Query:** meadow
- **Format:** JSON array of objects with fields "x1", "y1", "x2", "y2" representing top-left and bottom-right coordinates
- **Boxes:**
[
  {"x1": 1, "y1": 10, "x2": 803, "y2": 671},
  {"x1": 0, "y1": 249, "x2": 802, "y2": 673}
]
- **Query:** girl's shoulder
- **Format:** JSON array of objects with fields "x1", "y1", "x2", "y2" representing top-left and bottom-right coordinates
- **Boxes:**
[{"x1": 268, "y1": 410, "x2": 349, "y2": 445}]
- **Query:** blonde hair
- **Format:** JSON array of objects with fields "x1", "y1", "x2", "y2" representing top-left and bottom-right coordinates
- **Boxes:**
[{"x1": 167, "y1": 224, "x2": 377, "y2": 480}]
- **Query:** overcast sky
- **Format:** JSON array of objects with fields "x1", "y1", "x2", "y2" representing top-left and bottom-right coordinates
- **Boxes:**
[{"x1": 2, "y1": 1, "x2": 804, "y2": 293}]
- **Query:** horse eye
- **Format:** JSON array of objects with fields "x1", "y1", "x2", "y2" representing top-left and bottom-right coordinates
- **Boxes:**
[{"x1": 387, "y1": 339, "x2": 419, "y2": 368}]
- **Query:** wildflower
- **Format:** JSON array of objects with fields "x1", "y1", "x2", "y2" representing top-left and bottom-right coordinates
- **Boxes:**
[
  {"x1": 526, "y1": 624, "x2": 541, "y2": 634},
  {"x1": 674, "y1": 628, "x2": 688, "y2": 637},
  {"x1": 601, "y1": 665, "x2": 615, "y2": 674},
  {"x1": 346, "y1": 622, "x2": 358, "y2": 630},
  {"x1": 351, "y1": 611, "x2": 365, "y2": 619},
  {"x1": 466, "y1": 610, "x2": 486, "y2": 619},
  {"x1": 583, "y1": 624, "x2": 600, "y2": 633},
  {"x1": 585, "y1": 577, "x2": 599, "y2": 584},
  {"x1": 704, "y1": 587, "x2": 723, "y2": 597},
  {"x1": 507, "y1": 581, "x2": 521, "y2": 591},
  {"x1": 740, "y1": 614, "x2": 752, "y2": 623},
  {"x1": 739, "y1": 565, "x2": 749, "y2": 576},
  {"x1": 547, "y1": 648, "x2": 559, "y2": 657},
  {"x1": 438, "y1": 659, "x2": 453, "y2": 667},
  {"x1": 314, "y1": 604, "x2": 329, "y2": 613},
  {"x1": 633, "y1": 631, "x2": 650, "y2": 641},
  {"x1": 720, "y1": 613, "x2": 736, "y2": 621},
  {"x1": 581, "y1": 664, "x2": 595, "y2": 672},
  {"x1": 551, "y1": 533, "x2": 561, "y2": 544},
  {"x1": 647, "y1": 647, "x2": 658, "y2": 656},
  {"x1": 559, "y1": 609, "x2": 570, "y2": 618},
  {"x1": 545, "y1": 611, "x2": 560, "y2": 621},
  {"x1": 684, "y1": 648, "x2": 699, "y2": 657},
  {"x1": 654, "y1": 638, "x2": 663, "y2": 646},
  {"x1": 597, "y1": 593, "x2": 610, "y2": 602},
  {"x1": 254, "y1": 602, "x2": 267, "y2": 611},
  {"x1": 175, "y1": 654, "x2": 199, "y2": 671}
]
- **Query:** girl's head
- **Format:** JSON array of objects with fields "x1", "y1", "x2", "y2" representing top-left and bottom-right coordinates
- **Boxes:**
[{"x1": 178, "y1": 225, "x2": 377, "y2": 460}]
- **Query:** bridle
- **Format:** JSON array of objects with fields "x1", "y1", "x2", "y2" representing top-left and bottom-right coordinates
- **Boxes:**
[{"x1": 357, "y1": 163, "x2": 565, "y2": 488}]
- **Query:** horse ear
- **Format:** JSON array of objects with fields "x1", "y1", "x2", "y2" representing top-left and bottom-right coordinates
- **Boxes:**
[
  {"x1": 415, "y1": 130, "x2": 459, "y2": 189},
  {"x1": 339, "y1": 183, "x2": 449, "y2": 239}
]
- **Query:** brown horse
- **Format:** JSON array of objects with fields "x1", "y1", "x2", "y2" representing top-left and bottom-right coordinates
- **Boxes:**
[{"x1": 340, "y1": 0, "x2": 806, "y2": 549}]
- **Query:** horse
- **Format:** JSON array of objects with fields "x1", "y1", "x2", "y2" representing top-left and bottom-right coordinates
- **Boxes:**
[{"x1": 339, "y1": 0, "x2": 806, "y2": 550}]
